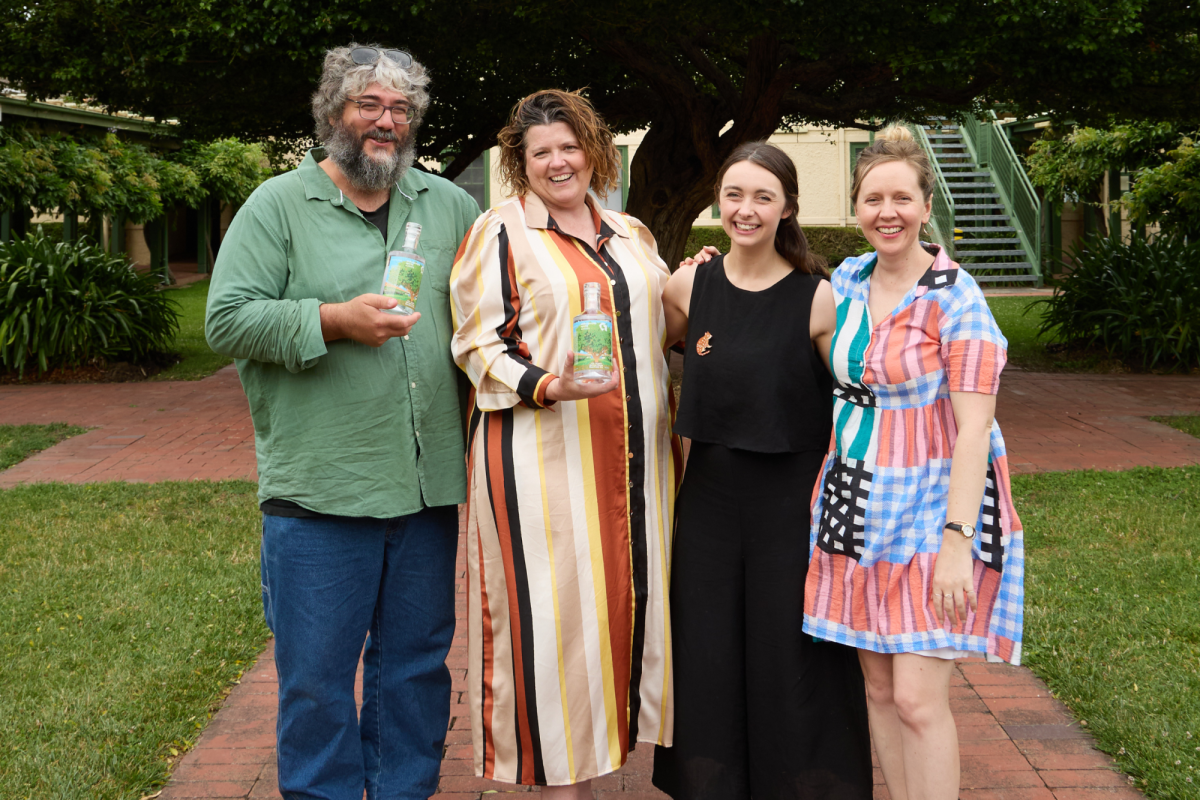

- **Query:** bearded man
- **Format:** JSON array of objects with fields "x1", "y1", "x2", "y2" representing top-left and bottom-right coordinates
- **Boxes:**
[{"x1": 206, "y1": 45, "x2": 480, "y2": 800}]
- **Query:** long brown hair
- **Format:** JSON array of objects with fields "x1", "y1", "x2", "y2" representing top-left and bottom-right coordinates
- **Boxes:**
[
  {"x1": 714, "y1": 141, "x2": 827, "y2": 276},
  {"x1": 496, "y1": 89, "x2": 622, "y2": 199}
]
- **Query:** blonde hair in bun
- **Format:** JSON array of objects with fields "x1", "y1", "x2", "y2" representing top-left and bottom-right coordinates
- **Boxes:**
[{"x1": 850, "y1": 123, "x2": 936, "y2": 205}]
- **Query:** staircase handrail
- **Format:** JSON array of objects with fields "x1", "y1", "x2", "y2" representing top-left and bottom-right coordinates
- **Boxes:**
[
  {"x1": 905, "y1": 121, "x2": 956, "y2": 259},
  {"x1": 958, "y1": 111, "x2": 1042, "y2": 285}
]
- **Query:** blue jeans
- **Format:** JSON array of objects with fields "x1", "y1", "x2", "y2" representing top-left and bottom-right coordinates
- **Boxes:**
[{"x1": 260, "y1": 505, "x2": 458, "y2": 800}]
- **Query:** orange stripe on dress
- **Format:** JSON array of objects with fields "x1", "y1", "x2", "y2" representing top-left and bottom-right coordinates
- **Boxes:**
[
  {"x1": 972, "y1": 564, "x2": 1003, "y2": 639},
  {"x1": 945, "y1": 340, "x2": 1003, "y2": 393},
  {"x1": 557, "y1": 232, "x2": 635, "y2": 752},
  {"x1": 864, "y1": 300, "x2": 943, "y2": 385},
  {"x1": 465, "y1": 406, "x2": 498, "y2": 777},
  {"x1": 476, "y1": 514, "x2": 498, "y2": 777},
  {"x1": 484, "y1": 414, "x2": 537, "y2": 783},
  {"x1": 849, "y1": 561, "x2": 870, "y2": 631}
]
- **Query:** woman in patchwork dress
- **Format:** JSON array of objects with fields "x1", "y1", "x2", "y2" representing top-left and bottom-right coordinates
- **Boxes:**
[{"x1": 803, "y1": 125, "x2": 1024, "y2": 800}]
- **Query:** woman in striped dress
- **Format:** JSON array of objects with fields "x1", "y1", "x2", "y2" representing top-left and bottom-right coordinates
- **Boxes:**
[
  {"x1": 803, "y1": 125, "x2": 1025, "y2": 800},
  {"x1": 449, "y1": 90, "x2": 680, "y2": 798}
]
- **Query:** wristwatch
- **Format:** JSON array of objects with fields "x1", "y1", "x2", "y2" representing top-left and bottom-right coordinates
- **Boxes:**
[{"x1": 944, "y1": 521, "x2": 977, "y2": 540}]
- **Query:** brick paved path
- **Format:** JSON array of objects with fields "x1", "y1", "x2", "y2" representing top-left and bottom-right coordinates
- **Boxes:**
[
  {"x1": 4, "y1": 366, "x2": 1198, "y2": 798},
  {"x1": 0, "y1": 365, "x2": 256, "y2": 487},
  {"x1": 3, "y1": 367, "x2": 1197, "y2": 486}
]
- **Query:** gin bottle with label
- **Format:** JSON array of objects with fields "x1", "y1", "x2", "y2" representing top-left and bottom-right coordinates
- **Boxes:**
[
  {"x1": 380, "y1": 222, "x2": 424, "y2": 315},
  {"x1": 572, "y1": 282, "x2": 614, "y2": 383}
]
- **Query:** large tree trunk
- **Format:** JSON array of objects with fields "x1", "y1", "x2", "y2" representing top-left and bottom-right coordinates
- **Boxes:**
[
  {"x1": 623, "y1": 118, "x2": 724, "y2": 270},
  {"x1": 611, "y1": 34, "x2": 794, "y2": 268}
]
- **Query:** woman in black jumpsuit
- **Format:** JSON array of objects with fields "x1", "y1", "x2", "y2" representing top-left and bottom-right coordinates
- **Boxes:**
[{"x1": 653, "y1": 142, "x2": 871, "y2": 800}]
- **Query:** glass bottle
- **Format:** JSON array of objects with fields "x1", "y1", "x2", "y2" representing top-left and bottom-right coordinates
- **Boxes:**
[
  {"x1": 380, "y1": 222, "x2": 424, "y2": 315},
  {"x1": 572, "y1": 282, "x2": 614, "y2": 383}
]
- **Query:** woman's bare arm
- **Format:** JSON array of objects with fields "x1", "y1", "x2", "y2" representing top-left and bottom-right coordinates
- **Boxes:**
[
  {"x1": 663, "y1": 263, "x2": 697, "y2": 348},
  {"x1": 809, "y1": 279, "x2": 836, "y2": 368}
]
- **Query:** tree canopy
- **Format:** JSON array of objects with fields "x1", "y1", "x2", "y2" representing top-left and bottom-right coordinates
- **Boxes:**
[
  {"x1": 1027, "y1": 123, "x2": 1200, "y2": 239},
  {"x1": 4, "y1": 0, "x2": 1198, "y2": 262},
  {"x1": 0, "y1": 127, "x2": 270, "y2": 221}
]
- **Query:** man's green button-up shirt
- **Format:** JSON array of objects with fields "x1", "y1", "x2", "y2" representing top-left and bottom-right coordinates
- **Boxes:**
[{"x1": 205, "y1": 149, "x2": 481, "y2": 517}]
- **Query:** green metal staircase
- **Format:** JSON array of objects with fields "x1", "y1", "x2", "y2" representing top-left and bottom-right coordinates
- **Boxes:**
[{"x1": 920, "y1": 116, "x2": 1042, "y2": 286}]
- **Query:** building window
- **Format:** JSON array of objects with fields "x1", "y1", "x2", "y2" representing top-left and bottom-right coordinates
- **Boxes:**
[
  {"x1": 451, "y1": 151, "x2": 489, "y2": 209},
  {"x1": 849, "y1": 142, "x2": 869, "y2": 182},
  {"x1": 848, "y1": 141, "x2": 869, "y2": 217}
]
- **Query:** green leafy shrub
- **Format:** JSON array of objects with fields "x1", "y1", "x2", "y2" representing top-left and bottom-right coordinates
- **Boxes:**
[
  {"x1": 0, "y1": 231, "x2": 180, "y2": 376},
  {"x1": 1035, "y1": 235, "x2": 1200, "y2": 371},
  {"x1": 685, "y1": 225, "x2": 868, "y2": 269}
]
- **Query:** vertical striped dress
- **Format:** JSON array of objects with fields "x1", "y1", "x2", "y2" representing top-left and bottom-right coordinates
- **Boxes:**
[
  {"x1": 449, "y1": 192, "x2": 680, "y2": 786},
  {"x1": 803, "y1": 245, "x2": 1025, "y2": 664}
]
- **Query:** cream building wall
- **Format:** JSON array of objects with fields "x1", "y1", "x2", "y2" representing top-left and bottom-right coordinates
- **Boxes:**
[{"x1": 476, "y1": 126, "x2": 872, "y2": 228}]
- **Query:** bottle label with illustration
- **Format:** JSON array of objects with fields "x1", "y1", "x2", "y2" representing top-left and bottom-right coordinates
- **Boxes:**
[
  {"x1": 381, "y1": 252, "x2": 423, "y2": 315},
  {"x1": 572, "y1": 319, "x2": 614, "y2": 379}
]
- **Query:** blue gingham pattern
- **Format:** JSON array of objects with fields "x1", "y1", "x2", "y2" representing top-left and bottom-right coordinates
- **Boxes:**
[
  {"x1": 871, "y1": 370, "x2": 947, "y2": 410},
  {"x1": 807, "y1": 247, "x2": 1025, "y2": 664}
]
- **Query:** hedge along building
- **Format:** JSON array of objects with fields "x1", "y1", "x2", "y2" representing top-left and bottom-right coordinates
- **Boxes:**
[{"x1": 0, "y1": 83, "x2": 244, "y2": 284}]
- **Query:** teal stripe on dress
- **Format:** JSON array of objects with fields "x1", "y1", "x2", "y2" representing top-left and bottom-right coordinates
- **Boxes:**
[
  {"x1": 844, "y1": 302, "x2": 872, "y2": 386},
  {"x1": 834, "y1": 400, "x2": 857, "y2": 456},
  {"x1": 847, "y1": 406, "x2": 875, "y2": 461}
]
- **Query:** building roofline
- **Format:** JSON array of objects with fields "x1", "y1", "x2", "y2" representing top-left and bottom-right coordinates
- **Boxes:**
[{"x1": 0, "y1": 93, "x2": 175, "y2": 136}]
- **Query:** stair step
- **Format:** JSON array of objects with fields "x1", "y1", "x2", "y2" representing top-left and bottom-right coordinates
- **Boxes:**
[
  {"x1": 948, "y1": 183, "x2": 997, "y2": 190},
  {"x1": 956, "y1": 215, "x2": 1012, "y2": 222},
  {"x1": 959, "y1": 262, "x2": 1034, "y2": 271},
  {"x1": 954, "y1": 204, "x2": 1006, "y2": 210},
  {"x1": 954, "y1": 249, "x2": 1027, "y2": 257},
  {"x1": 971, "y1": 274, "x2": 1040, "y2": 284},
  {"x1": 952, "y1": 237, "x2": 1022, "y2": 244},
  {"x1": 949, "y1": 193, "x2": 1002, "y2": 200},
  {"x1": 944, "y1": 173, "x2": 992, "y2": 179},
  {"x1": 956, "y1": 225, "x2": 1017, "y2": 233}
]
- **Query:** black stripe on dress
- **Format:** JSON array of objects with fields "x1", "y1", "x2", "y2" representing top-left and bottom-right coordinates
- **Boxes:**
[
  {"x1": 499, "y1": 408, "x2": 547, "y2": 783},
  {"x1": 496, "y1": 224, "x2": 552, "y2": 407},
  {"x1": 588, "y1": 230, "x2": 650, "y2": 742}
]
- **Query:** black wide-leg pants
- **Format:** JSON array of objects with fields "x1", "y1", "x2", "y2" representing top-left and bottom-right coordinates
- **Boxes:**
[{"x1": 653, "y1": 442, "x2": 872, "y2": 800}]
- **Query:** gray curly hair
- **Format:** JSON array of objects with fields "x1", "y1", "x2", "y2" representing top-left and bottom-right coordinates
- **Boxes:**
[{"x1": 311, "y1": 44, "x2": 431, "y2": 141}]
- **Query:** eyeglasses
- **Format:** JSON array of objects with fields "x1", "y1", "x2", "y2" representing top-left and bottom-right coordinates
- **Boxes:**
[
  {"x1": 350, "y1": 47, "x2": 413, "y2": 68},
  {"x1": 347, "y1": 98, "x2": 415, "y2": 125}
]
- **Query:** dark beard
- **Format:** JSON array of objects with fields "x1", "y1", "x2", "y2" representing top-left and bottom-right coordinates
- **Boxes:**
[{"x1": 324, "y1": 122, "x2": 416, "y2": 192}]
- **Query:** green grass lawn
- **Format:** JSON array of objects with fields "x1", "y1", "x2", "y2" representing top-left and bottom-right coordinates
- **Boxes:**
[
  {"x1": 153, "y1": 279, "x2": 232, "y2": 381},
  {"x1": 986, "y1": 295, "x2": 1131, "y2": 373},
  {"x1": 0, "y1": 424, "x2": 88, "y2": 471},
  {"x1": 1016, "y1": 467, "x2": 1200, "y2": 799},
  {"x1": 0, "y1": 481, "x2": 268, "y2": 800},
  {"x1": 1152, "y1": 416, "x2": 1200, "y2": 439}
]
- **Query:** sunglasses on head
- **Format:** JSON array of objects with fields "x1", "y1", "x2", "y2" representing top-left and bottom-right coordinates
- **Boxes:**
[{"x1": 350, "y1": 47, "x2": 413, "y2": 68}]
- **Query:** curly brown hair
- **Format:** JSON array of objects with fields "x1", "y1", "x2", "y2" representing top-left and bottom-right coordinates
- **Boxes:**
[
  {"x1": 497, "y1": 89, "x2": 621, "y2": 200},
  {"x1": 311, "y1": 44, "x2": 431, "y2": 142}
]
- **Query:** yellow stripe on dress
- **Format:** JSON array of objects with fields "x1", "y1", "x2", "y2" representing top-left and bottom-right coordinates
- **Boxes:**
[{"x1": 539, "y1": 227, "x2": 623, "y2": 772}]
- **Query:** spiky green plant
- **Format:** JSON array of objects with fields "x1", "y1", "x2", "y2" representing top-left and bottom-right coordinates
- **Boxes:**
[
  {"x1": 0, "y1": 231, "x2": 180, "y2": 376},
  {"x1": 1034, "y1": 235, "x2": 1200, "y2": 372}
]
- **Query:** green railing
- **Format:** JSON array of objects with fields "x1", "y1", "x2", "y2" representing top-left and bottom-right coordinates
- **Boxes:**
[
  {"x1": 959, "y1": 111, "x2": 1042, "y2": 284},
  {"x1": 905, "y1": 122, "x2": 956, "y2": 259}
]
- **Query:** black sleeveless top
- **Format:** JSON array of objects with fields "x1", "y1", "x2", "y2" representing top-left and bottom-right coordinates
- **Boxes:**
[{"x1": 674, "y1": 255, "x2": 833, "y2": 453}]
